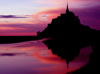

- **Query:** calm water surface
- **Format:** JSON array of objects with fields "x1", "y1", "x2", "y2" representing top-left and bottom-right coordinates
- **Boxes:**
[{"x1": 0, "y1": 39, "x2": 92, "y2": 74}]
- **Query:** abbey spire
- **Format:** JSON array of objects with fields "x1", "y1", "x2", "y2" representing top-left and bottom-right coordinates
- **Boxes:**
[{"x1": 66, "y1": 2, "x2": 69, "y2": 13}]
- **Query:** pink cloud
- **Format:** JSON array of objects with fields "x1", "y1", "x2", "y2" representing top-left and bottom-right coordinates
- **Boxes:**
[
  {"x1": 33, "y1": 8, "x2": 66, "y2": 23},
  {"x1": 0, "y1": 26, "x2": 26, "y2": 30},
  {"x1": 0, "y1": 23, "x2": 47, "y2": 36},
  {"x1": 0, "y1": 32, "x2": 36, "y2": 36}
]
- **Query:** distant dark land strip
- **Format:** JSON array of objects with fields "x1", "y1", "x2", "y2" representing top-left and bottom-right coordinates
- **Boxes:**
[{"x1": 0, "y1": 36, "x2": 40, "y2": 44}]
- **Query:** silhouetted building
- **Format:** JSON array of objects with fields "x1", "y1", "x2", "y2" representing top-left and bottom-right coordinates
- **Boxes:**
[
  {"x1": 37, "y1": 4, "x2": 100, "y2": 74},
  {"x1": 37, "y1": 4, "x2": 82, "y2": 38}
]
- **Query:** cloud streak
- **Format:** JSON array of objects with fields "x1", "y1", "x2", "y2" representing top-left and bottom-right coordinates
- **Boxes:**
[
  {"x1": 0, "y1": 15, "x2": 29, "y2": 19},
  {"x1": 0, "y1": 53, "x2": 27, "y2": 56}
]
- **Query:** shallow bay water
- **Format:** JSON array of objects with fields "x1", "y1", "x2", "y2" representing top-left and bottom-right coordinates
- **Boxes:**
[{"x1": 0, "y1": 39, "x2": 92, "y2": 74}]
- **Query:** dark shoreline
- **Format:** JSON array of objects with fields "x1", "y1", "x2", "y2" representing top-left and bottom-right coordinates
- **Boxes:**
[{"x1": 0, "y1": 36, "x2": 41, "y2": 44}]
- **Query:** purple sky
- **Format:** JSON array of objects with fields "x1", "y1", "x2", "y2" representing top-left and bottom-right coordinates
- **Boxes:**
[{"x1": 0, "y1": 0, "x2": 100, "y2": 36}]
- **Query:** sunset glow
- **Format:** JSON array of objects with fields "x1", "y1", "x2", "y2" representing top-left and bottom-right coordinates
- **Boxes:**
[{"x1": 0, "y1": 0, "x2": 100, "y2": 36}]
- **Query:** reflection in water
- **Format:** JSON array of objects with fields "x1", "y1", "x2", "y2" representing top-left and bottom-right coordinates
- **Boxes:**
[
  {"x1": 0, "y1": 40, "x2": 92, "y2": 74},
  {"x1": 43, "y1": 39, "x2": 92, "y2": 73}
]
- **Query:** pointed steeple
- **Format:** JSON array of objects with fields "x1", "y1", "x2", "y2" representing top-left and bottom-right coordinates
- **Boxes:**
[{"x1": 66, "y1": 2, "x2": 69, "y2": 13}]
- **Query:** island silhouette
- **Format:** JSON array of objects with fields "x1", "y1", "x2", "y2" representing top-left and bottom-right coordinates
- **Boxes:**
[
  {"x1": 0, "y1": 3, "x2": 99, "y2": 74},
  {"x1": 37, "y1": 4, "x2": 100, "y2": 74}
]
